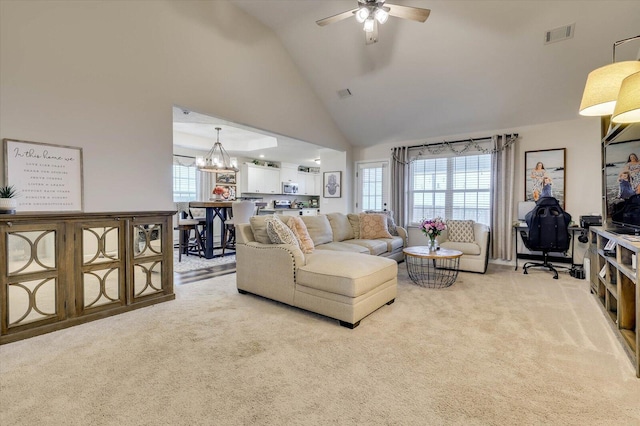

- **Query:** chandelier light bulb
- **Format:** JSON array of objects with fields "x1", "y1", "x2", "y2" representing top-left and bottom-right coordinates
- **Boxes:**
[
  {"x1": 363, "y1": 17, "x2": 375, "y2": 32},
  {"x1": 355, "y1": 7, "x2": 369, "y2": 23},
  {"x1": 374, "y1": 8, "x2": 389, "y2": 24}
]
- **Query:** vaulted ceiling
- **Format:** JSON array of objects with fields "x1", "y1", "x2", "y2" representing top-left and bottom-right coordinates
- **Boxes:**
[{"x1": 230, "y1": 0, "x2": 640, "y2": 147}]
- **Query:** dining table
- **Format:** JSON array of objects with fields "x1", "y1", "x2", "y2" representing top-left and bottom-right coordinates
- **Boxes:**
[{"x1": 189, "y1": 201, "x2": 233, "y2": 259}]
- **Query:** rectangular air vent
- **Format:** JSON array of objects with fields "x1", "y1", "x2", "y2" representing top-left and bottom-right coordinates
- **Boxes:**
[
  {"x1": 544, "y1": 23, "x2": 575, "y2": 45},
  {"x1": 337, "y1": 88, "x2": 352, "y2": 99}
]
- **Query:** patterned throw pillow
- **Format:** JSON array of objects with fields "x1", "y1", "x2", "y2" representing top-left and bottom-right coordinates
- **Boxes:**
[
  {"x1": 265, "y1": 215, "x2": 300, "y2": 247},
  {"x1": 359, "y1": 213, "x2": 393, "y2": 239},
  {"x1": 446, "y1": 220, "x2": 475, "y2": 243},
  {"x1": 287, "y1": 216, "x2": 315, "y2": 254},
  {"x1": 364, "y1": 210, "x2": 398, "y2": 236}
]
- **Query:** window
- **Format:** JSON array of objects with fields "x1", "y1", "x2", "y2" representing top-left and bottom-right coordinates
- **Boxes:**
[
  {"x1": 173, "y1": 160, "x2": 197, "y2": 202},
  {"x1": 409, "y1": 153, "x2": 491, "y2": 225},
  {"x1": 356, "y1": 161, "x2": 388, "y2": 212}
]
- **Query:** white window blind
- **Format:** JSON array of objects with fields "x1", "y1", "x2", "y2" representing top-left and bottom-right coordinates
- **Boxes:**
[
  {"x1": 362, "y1": 166, "x2": 384, "y2": 210},
  {"x1": 409, "y1": 153, "x2": 491, "y2": 226},
  {"x1": 173, "y1": 157, "x2": 197, "y2": 202}
]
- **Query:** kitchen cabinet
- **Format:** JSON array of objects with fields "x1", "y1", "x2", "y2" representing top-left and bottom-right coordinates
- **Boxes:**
[
  {"x1": 240, "y1": 163, "x2": 280, "y2": 194},
  {"x1": 279, "y1": 209, "x2": 319, "y2": 217},
  {"x1": 298, "y1": 172, "x2": 320, "y2": 196},
  {"x1": 280, "y1": 163, "x2": 298, "y2": 183}
]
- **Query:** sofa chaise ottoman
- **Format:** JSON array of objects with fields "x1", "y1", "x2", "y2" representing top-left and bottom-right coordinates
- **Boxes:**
[{"x1": 235, "y1": 212, "x2": 403, "y2": 328}]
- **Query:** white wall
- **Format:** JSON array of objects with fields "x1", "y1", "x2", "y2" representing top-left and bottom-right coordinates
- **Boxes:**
[
  {"x1": 0, "y1": 0, "x2": 350, "y2": 212},
  {"x1": 355, "y1": 117, "x2": 602, "y2": 219},
  {"x1": 354, "y1": 117, "x2": 602, "y2": 261}
]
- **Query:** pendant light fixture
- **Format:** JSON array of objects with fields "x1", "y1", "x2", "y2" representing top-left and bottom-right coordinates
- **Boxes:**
[
  {"x1": 197, "y1": 127, "x2": 239, "y2": 173},
  {"x1": 579, "y1": 35, "x2": 640, "y2": 120},
  {"x1": 612, "y1": 71, "x2": 640, "y2": 123}
]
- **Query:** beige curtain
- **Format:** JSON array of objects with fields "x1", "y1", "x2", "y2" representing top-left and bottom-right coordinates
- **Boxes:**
[
  {"x1": 490, "y1": 134, "x2": 517, "y2": 260},
  {"x1": 197, "y1": 170, "x2": 214, "y2": 201},
  {"x1": 391, "y1": 147, "x2": 409, "y2": 228}
]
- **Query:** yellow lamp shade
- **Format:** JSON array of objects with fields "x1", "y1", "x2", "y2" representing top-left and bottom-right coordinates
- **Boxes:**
[
  {"x1": 612, "y1": 71, "x2": 640, "y2": 123},
  {"x1": 579, "y1": 61, "x2": 640, "y2": 116}
]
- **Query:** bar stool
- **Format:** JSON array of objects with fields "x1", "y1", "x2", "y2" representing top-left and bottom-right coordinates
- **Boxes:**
[
  {"x1": 175, "y1": 219, "x2": 205, "y2": 261},
  {"x1": 222, "y1": 201, "x2": 256, "y2": 255},
  {"x1": 174, "y1": 203, "x2": 205, "y2": 262}
]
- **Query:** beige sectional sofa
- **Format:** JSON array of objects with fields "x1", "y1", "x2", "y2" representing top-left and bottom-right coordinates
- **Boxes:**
[{"x1": 235, "y1": 213, "x2": 407, "y2": 328}]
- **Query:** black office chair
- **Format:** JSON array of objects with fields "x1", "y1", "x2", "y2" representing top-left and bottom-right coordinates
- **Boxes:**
[{"x1": 520, "y1": 197, "x2": 572, "y2": 279}]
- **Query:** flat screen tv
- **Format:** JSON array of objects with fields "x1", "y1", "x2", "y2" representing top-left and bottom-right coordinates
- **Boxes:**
[{"x1": 605, "y1": 138, "x2": 640, "y2": 234}]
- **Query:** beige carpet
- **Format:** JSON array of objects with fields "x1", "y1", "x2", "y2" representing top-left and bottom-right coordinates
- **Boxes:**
[{"x1": 1, "y1": 265, "x2": 639, "y2": 425}]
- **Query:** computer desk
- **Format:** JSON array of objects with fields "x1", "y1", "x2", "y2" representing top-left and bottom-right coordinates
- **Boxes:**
[{"x1": 513, "y1": 224, "x2": 584, "y2": 271}]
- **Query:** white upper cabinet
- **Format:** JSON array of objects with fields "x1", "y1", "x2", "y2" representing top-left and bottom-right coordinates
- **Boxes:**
[{"x1": 240, "y1": 163, "x2": 280, "y2": 194}]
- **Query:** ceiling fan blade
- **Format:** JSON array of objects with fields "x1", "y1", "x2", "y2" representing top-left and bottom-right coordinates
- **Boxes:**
[
  {"x1": 365, "y1": 20, "x2": 379, "y2": 45},
  {"x1": 316, "y1": 8, "x2": 357, "y2": 26},
  {"x1": 386, "y1": 4, "x2": 431, "y2": 22}
]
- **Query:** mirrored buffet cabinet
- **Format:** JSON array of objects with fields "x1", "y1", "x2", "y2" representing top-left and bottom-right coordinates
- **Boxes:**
[{"x1": 0, "y1": 211, "x2": 175, "y2": 344}]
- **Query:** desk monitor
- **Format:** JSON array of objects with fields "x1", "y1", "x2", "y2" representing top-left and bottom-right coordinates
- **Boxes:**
[{"x1": 518, "y1": 201, "x2": 536, "y2": 221}]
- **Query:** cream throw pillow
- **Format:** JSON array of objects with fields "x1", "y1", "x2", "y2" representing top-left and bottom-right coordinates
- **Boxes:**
[
  {"x1": 359, "y1": 213, "x2": 393, "y2": 239},
  {"x1": 249, "y1": 215, "x2": 271, "y2": 244},
  {"x1": 446, "y1": 220, "x2": 475, "y2": 243},
  {"x1": 287, "y1": 216, "x2": 315, "y2": 254},
  {"x1": 301, "y1": 215, "x2": 333, "y2": 245},
  {"x1": 265, "y1": 215, "x2": 300, "y2": 246},
  {"x1": 326, "y1": 212, "x2": 354, "y2": 242},
  {"x1": 347, "y1": 214, "x2": 361, "y2": 239}
]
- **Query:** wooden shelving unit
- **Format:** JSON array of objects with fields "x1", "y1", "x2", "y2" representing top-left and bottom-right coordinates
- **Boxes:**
[{"x1": 589, "y1": 227, "x2": 639, "y2": 377}]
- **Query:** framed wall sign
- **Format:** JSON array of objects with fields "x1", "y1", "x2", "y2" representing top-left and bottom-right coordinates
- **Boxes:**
[
  {"x1": 524, "y1": 148, "x2": 565, "y2": 208},
  {"x1": 3, "y1": 139, "x2": 84, "y2": 212},
  {"x1": 323, "y1": 171, "x2": 341, "y2": 198}
]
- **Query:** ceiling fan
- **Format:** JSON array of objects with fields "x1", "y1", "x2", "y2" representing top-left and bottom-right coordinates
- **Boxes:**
[{"x1": 316, "y1": 0, "x2": 431, "y2": 45}]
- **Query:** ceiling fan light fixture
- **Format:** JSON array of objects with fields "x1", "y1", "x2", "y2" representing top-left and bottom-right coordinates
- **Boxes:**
[
  {"x1": 374, "y1": 8, "x2": 389, "y2": 24},
  {"x1": 197, "y1": 127, "x2": 239, "y2": 173},
  {"x1": 363, "y1": 17, "x2": 375, "y2": 32},
  {"x1": 355, "y1": 7, "x2": 370, "y2": 23},
  {"x1": 612, "y1": 71, "x2": 640, "y2": 124}
]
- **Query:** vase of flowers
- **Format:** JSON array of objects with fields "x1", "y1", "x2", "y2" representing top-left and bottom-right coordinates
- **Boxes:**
[
  {"x1": 212, "y1": 186, "x2": 225, "y2": 200},
  {"x1": 420, "y1": 217, "x2": 446, "y2": 251}
]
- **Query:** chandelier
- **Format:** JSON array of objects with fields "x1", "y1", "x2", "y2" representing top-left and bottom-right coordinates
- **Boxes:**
[{"x1": 197, "y1": 127, "x2": 239, "y2": 173}]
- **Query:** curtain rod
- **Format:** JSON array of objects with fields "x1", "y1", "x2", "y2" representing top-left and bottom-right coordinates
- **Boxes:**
[
  {"x1": 393, "y1": 133, "x2": 518, "y2": 150},
  {"x1": 174, "y1": 154, "x2": 196, "y2": 159}
]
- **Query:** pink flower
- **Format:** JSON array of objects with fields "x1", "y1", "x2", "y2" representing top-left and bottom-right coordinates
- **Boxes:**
[{"x1": 420, "y1": 217, "x2": 447, "y2": 238}]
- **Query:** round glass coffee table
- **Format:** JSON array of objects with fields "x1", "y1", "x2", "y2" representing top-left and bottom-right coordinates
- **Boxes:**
[{"x1": 403, "y1": 246, "x2": 463, "y2": 288}]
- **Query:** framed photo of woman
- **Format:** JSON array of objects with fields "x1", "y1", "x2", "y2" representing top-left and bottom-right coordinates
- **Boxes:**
[
  {"x1": 524, "y1": 148, "x2": 565, "y2": 207},
  {"x1": 604, "y1": 139, "x2": 640, "y2": 217}
]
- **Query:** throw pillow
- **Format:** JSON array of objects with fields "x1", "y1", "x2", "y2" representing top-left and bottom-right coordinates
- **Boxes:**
[
  {"x1": 287, "y1": 216, "x2": 315, "y2": 254},
  {"x1": 347, "y1": 213, "x2": 360, "y2": 239},
  {"x1": 265, "y1": 215, "x2": 300, "y2": 247},
  {"x1": 364, "y1": 210, "x2": 398, "y2": 236},
  {"x1": 359, "y1": 213, "x2": 393, "y2": 239},
  {"x1": 249, "y1": 215, "x2": 271, "y2": 244},
  {"x1": 326, "y1": 212, "x2": 354, "y2": 242},
  {"x1": 300, "y1": 215, "x2": 333, "y2": 245},
  {"x1": 446, "y1": 220, "x2": 475, "y2": 243}
]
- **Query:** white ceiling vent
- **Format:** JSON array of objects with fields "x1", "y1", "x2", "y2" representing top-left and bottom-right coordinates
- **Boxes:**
[
  {"x1": 544, "y1": 23, "x2": 575, "y2": 45},
  {"x1": 337, "y1": 88, "x2": 352, "y2": 99}
]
